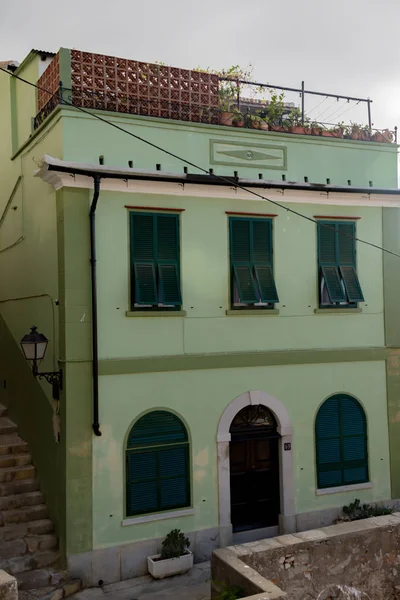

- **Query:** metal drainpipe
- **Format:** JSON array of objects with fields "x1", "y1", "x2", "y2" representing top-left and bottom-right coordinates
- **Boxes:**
[{"x1": 90, "y1": 176, "x2": 102, "y2": 436}]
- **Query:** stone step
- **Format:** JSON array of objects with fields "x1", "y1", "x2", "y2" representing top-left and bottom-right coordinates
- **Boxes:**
[
  {"x1": 0, "y1": 519, "x2": 54, "y2": 542},
  {"x1": 0, "y1": 491, "x2": 44, "y2": 511},
  {"x1": 1, "y1": 503, "x2": 49, "y2": 525},
  {"x1": 16, "y1": 568, "x2": 72, "y2": 591},
  {"x1": 0, "y1": 465, "x2": 35, "y2": 484},
  {"x1": 0, "y1": 534, "x2": 57, "y2": 560},
  {"x1": 19, "y1": 579, "x2": 82, "y2": 599},
  {"x1": 0, "y1": 453, "x2": 32, "y2": 469},
  {"x1": 0, "y1": 418, "x2": 17, "y2": 435},
  {"x1": 0, "y1": 434, "x2": 29, "y2": 456},
  {"x1": 0, "y1": 477, "x2": 40, "y2": 497},
  {"x1": 0, "y1": 405, "x2": 8, "y2": 418},
  {"x1": 1, "y1": 549, "x2": 60, "y2": 576}
]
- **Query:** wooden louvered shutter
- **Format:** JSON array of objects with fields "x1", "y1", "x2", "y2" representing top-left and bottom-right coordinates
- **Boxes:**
[
  {"x1": 126, "y1": 451, "x2": 158, "y2": 515},
  {"x1": 316, "y1": 395, "x2": 368, "y2": 489},
  {"x1": 341, "y1": 397, "x2": 368, "y2": 484},
  {"x1": 156, "y1": 215, "x2": 182, "y2": 305},
  {"x1": 338, "y1": 222, "x2": 364, "y2": 302},
  {"x1": 159, "y1": 446, "x2": 190, "y2": 510},
  {"x1": 130, "y1": 213, "x2": 158, "y2": 305},
  {"x1": 126, "y1": 411, "x2": 190, "y2": 517},
  {"x1": 318, "y1": 222, "x2": 346, "y2": 303},
  {"x1": 315, "y1": 397, "x2": 342, "y2": 488},
  {"x1": 253, "y1": 220, "x2": 279, "y2": 303},
  {"x1": 230, "y1": 219, "x2": 257, "y2": 303},
  {"x1": 230, "y1": 218, "x2": 278, "y2": 305}
]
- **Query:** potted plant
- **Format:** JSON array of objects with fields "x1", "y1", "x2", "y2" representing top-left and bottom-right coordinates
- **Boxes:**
[
  {"x1": 331, "y1": 122, "x2": 345, "y2": 138},
  {"x1": 266, "y1": 90, "x2": 285, "y2": 131},
  {"x1": 371, "y1": 131, "x2": 384, "y2": 142},
  {"x1": 311, "y1": 121, "x2": 322, "y2": 136},
  {"x1": 360, "y1": 125, "x2": 371, "y2": 141},
  {"x1": 321, "y1": 126, "x2": 335, "y2": 137},
  {"x1": 382, "y1": 128, "x2": 394, "y2": 142},
  {"x1": 350, "y1": 123, "x2": 362, "y2": 140},
  {"x1": 217, "y1": 64, "x2": 253, "y2": 126},
  {"x1": 232, "y1": 110, "x2": 244, "y2": 127},
  {"x1": 147, "y1": 529, "x2": 193, "y2": 579}
]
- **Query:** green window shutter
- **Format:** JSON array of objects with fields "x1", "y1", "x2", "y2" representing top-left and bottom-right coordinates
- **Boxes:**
[
  {"x1": 126, "y1": 411, "x2": 190, "y2": 517},
  {"x1": 338, "y1": 223, "x2": 355, "y2": 265},
  {"x1": 320, "y1": 266, "x2": 346, "y2": 303},
  {"x1": 126, "y1": 451, "x2": 158, "y2": 515},
  {"x1": 231, "y1": 219, "x2": 252, "y2": 262},
  {"x1": 315, "y1": 395, "x2": 368, "y2": 489},
  {"x1": 253, "y1": 220, "x2": 272, "y2": 263},
  {"x1": 318, "y1": 222, "x2": 337, "y2": 265},
  {"x1": 134, "y1": 263, "x2": 158, "y2": 305},
  {"x1": 254, "y1": 265, "x2": 279, "y2": 303},
  {"x1": 233, "y1": 265, "x2": 258, "y2": 303},
  {"x1": 156, "y1": 215, "x2": 181, "y2": 306},
  {"x1": 130, "y1": 213, "x2": 157, "y2": 306},
  {"x1": 159, "y1": 446, "x2": 190, "y2": 510},
  {"x1": 230, "y1": 217, "x2": 278, "y2": 305},
  {"x1": 340, "y1": 266, "x2": 364, "y2": 303},
  {"x1": 128, "y1": 411, "x2": 188, "y2": 448}
]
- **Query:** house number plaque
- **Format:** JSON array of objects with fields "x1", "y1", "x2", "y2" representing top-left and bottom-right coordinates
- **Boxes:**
[{"x1": 284, "y1": 443, "x2": 291, "y2": 451}]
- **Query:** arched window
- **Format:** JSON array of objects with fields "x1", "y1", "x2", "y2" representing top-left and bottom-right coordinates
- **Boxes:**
[
  {"x1": 126, "y1": 411, "x2": 190, "y2": 517},
  {"x1": 315, "y1": 394, "x2": 368, "y2": 489}
]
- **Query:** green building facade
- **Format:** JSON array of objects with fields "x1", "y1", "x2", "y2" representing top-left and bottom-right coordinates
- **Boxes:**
[{"x1": 1, "y1": 48, "x2": 400, "y2": 585}]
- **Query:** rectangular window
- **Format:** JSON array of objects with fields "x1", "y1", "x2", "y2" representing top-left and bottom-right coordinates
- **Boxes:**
[
  {"x1": 129, "y1": 212, "x2": 182, "y2": 310},
  {"x1": 229, "y1": 217, "x2": 279, "y2": 309},
  {"x1": 317, "y1": 221, "x2": 364, "y2": 308}
]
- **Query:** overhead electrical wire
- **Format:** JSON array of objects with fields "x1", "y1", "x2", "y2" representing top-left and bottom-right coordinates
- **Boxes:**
[
  {"x1": 1, "y1": 66, "x2": 399, "y2": 259},
  {"x1": 313, "y1": 97, "x2": 339, "y2": 122}
]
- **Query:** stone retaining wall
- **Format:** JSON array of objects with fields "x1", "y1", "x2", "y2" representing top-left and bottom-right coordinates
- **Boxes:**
[{"x1": 211, "y1": 513, "x2": 400, "y2": 599}]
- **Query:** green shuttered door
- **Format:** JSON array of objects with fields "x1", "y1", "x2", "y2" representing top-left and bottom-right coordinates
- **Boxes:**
[
  {"x1": 315, "y1": 395, "x2": 368, "y2": 489},
  {"x1": 130, "y1": 213, "x2": 181, "y2": 307},
  {"x1": 230, "y1": 217, "x2": 279, "y2": 305},
  {"x1": 126, "y1": 411, "x2": 190, "y2": 516}
]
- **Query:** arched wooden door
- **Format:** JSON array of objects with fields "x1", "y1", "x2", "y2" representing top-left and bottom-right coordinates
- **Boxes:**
[{"x1": 229, "y1": 405, "x2": 280, "y2": 532}]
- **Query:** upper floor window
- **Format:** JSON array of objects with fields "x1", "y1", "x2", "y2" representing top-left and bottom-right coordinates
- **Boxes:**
[
  {"x1": 229, "y1": 217, "x2": 279, "y2": 309},
  {"x1": 126, "y1": 410, "x2": 190, "y2": 517},
  {"x1": 315, "y1": 394, "x2": 368, "y2": 489},
  {"x1": 317, "y1": 221, "x2": 364, "y2": 308},
  {"x1": 129, "y1": 212, "x2": 182, "y2": 310}
]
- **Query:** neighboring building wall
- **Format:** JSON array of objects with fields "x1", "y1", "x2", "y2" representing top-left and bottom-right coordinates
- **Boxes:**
[{"x1": 0, "y1": 62, "x2": 67, "y2": 553}]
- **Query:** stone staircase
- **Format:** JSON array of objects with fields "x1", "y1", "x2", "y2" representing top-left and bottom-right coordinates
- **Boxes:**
[{"x1": 0, "y1": 404, "x2": 81, "y2": 599}]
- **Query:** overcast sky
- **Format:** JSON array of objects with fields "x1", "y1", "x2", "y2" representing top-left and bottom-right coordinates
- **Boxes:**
[{"x1": 1, "y1": 0, "x2": 400, "y2": 129}]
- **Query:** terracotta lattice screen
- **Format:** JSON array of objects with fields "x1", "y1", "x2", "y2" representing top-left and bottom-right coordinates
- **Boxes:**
[
  {"x1": 37, "y1": 53, "x2": 60, "y2": 111},
  {"x1": 70, "y1": 50, "x2": 220, "y2": 123}
]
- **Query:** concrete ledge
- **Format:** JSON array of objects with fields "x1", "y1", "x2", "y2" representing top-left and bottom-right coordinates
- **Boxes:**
[{"x1": 211, "y1": 513, "x2": 400, "y2": 599}]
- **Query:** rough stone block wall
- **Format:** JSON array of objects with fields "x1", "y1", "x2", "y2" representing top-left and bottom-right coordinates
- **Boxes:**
[{"x1": 211, "y1": 514, "x2": 400, "y2": 599}]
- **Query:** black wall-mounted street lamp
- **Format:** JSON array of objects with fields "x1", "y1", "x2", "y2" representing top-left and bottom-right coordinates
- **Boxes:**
[{"x1": 20, "y1": 326, "x2": 62, "y2": 400}]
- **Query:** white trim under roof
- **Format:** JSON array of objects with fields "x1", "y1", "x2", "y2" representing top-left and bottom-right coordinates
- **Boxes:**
[{"x1": 35, "y1": 155, "x2": 400, "y2": 208}]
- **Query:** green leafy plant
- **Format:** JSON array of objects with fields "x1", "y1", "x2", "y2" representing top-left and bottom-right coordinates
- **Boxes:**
[
  {"x1": 266, "y1": 90, "x2": 285, "y2": 126},
  {"x1": 214, "y1": 583, "x2": 246, "y2": 600},
  {"x1": 160, "y1": 529, "x2": 190, "y2": 559},
  {"x1": 339, "y1": 498, "x2": 393, "y2": 522}
]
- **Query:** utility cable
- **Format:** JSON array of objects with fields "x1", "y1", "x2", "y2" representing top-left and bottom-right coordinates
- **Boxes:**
[{"x1": 1, "y1": 66, "x2": 400, "y2": 258}]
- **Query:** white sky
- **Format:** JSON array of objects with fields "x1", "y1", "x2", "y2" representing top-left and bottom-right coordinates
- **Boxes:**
[{"x1": 1, "y1": 0, "x2": 400, "y2": 130}]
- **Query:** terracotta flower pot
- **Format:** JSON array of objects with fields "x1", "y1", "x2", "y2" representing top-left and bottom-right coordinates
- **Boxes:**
[
  {"x1": 331, "y1": 128, "x2": 343, "y2": 138},
  {"x1": 219, "y1": 111, "x2": 234, "y2": 126},
  {"x1": 321, "y1": 130, "x2": 335, "y2": 137},
  {"x1": 312, "y1": 127, "x2": 321, "y2": 136},
  {"x1": 268, "y1": 124, "x2": 285, "y2": 132},
  {"x1": 252, "y1": 121, "x2": 260, "y2": 130},
  {"x1": 234, "y1": 120, "x2": 244, "y2": 128},
  {"x1": 372, "y1": 132, "x2": 384, "y2": 143},
  {"x1": 360, "y1": 130, "x2": 371, "y2": 141},
  {"x1": 259, "y1": 120, "x2": 269, "y2": 131},
  {"x1": 351, "y1": 129, "x2": 361, "y2": 140},
  {"x1": 290, "y1": 126, "x2": 306, "y2": 135}
]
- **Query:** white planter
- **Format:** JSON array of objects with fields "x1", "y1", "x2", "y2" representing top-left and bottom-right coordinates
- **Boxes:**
[{"x1": 147, "y1": 551, "x2": 193, "y2": 579}]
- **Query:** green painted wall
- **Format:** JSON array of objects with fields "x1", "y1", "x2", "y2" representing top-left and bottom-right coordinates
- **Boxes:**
[
  {"x1": 14, "y1": 55, "x2": 39, "y2": 150},
  {"x1": 93, "y1": 360, "x2": 389, "y2": 548},
  {"x1": 95, "y1": 192, "x2": 384, "y2": 359},
  {"x1": 61, "y1": 109, "x2": 398, "y2": 187}
]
